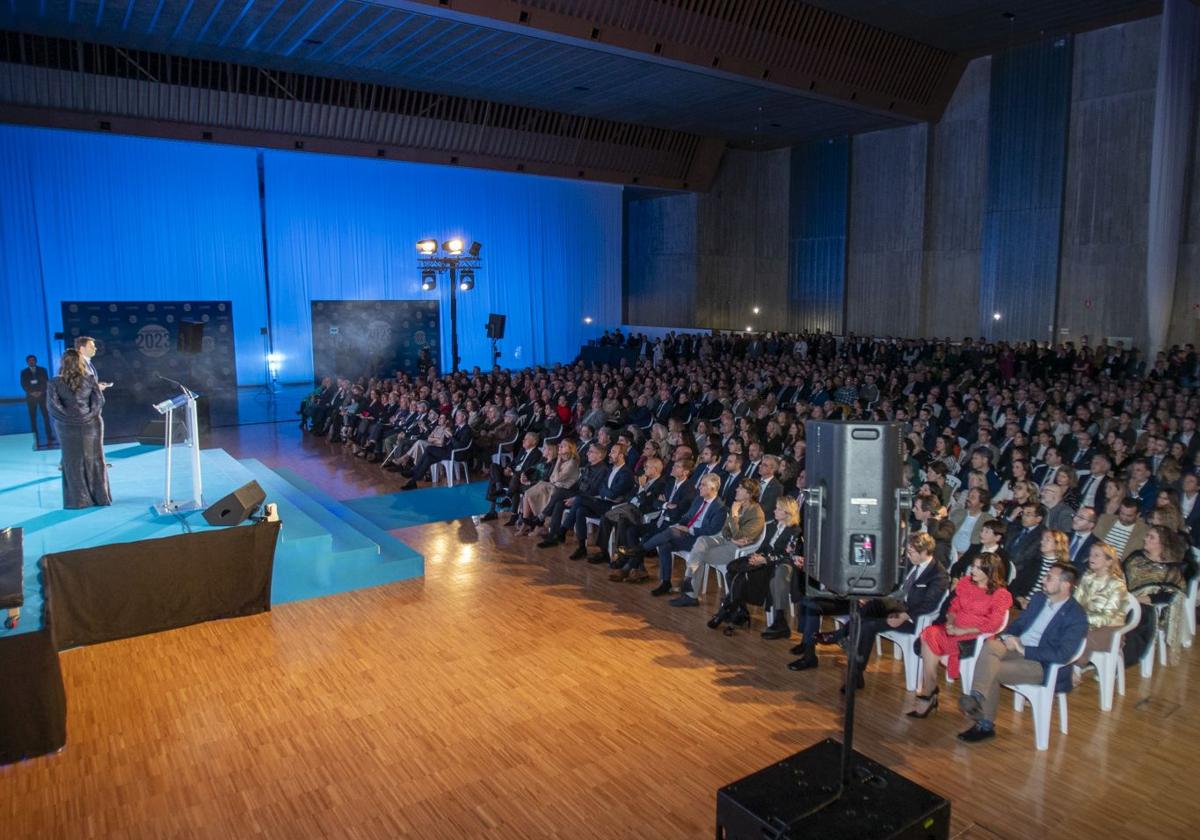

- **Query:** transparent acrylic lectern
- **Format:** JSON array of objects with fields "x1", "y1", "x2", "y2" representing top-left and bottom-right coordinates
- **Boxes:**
[{"x1": 153, "y1": 389, "x2": 204, "y2": 515}]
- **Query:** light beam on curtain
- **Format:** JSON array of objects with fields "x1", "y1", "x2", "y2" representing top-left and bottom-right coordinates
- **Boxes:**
[{"x1": 261, "y1": 150, "x2": 622, "y2": 382}]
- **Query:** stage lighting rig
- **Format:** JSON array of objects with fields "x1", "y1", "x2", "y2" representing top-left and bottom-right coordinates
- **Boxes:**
[{"x1": 416, "y1": 238, "x2": 483, "y2": 374}]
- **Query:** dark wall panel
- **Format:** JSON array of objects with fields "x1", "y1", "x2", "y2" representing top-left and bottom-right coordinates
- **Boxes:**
[
  {"x1": 1059, "y1": 17, "x2": 1159, "y2": 348},
  {"x1": 623, "y1": 192, "x2": 699, "y2": 328},
  {"x1": 696, "y1": 149, "x2": 791, "y2": 331},
  {"x1": 788, "y1": 139, "x2": 849, "y2": 334},
  {"x1": 922, "y1": 56, "x2": 991, "y2": 339},
  {"x1": 980, "y1": 37, "x2": 1074, "y2": 344},
  {"x1": 846, "y1": 124, "x2": 928, "y2": 338}
]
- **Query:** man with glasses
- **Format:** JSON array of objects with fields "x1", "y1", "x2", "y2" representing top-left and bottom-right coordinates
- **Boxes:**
[{"x1": 1065, "y1": 506, "x2": 1100, "y2": 572}]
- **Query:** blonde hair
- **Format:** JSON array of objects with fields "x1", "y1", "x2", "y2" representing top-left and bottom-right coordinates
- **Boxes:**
[{"x1": 776, "y1": 495, "x2": 801, "y2": 527}]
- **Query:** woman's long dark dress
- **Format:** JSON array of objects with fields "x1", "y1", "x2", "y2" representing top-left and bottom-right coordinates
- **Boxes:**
[{"x1": 47, "y1": 376, "x2": 111, "y2": 509}]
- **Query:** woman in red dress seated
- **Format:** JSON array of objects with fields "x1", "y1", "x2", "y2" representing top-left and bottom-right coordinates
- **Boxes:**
[{"x1": 908, "y1": 552, "x2": 1013, "y2": 718}]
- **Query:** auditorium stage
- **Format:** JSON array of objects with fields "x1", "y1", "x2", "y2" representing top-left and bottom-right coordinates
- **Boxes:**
[{"x1": 0, "y1": 431, "x2": 424, "y2": 635}]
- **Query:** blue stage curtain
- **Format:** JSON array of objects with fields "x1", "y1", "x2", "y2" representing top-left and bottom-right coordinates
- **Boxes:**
[
  {"x1": 0, "y1": 124, "x2": 622, "y2": 396},
  {"x1": 261, "y1": 150, "x2": 622, "y2": 380},
  {"x1": 0, "y1": 125, "x2": 268, "y2": 392}
]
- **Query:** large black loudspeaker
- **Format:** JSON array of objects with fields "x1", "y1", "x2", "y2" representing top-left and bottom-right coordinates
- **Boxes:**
[
  {"x1": 202, "y1": 481, "x2": 266, "y2": 526},
  {"x1": 804, "y1": 421, "x2": 908, "y2": 597},
  {"x1": 716, "y1": 738, "x2": 950, "y2": 839},
  {"x1": 485, "y1": 313, "x2": 506, "y2": 340}
]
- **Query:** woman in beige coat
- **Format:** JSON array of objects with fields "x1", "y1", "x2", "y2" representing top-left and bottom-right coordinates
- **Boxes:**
[{"x1": 517, "y1": 439, "x2": 581, "y2": 534}]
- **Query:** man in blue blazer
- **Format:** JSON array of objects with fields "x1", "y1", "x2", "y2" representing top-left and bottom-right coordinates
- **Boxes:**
[
  {"x1": 645, "y1": 474, "x2": 727, "y2": 596},
  {"x1": 564, "y1": 442, "x2": 635, "y2": 559},
  {"x1": 958, "y1": 563, "x2": 1088, "y2": 742}
]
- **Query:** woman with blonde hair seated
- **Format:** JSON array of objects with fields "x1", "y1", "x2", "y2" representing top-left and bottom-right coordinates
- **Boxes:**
[
  {"x1": 1072, "y1": 542, "x2": 1130, "y2": 685},
  {"x1": 708, "y1": 495, "x2": 803, "y2": 635},
  {"x1": 516, "y1": 439, "x2": 580, "y2": 535},
  {"x1": 908, "y1": 552, "x2": 1012, "y2": 718}
]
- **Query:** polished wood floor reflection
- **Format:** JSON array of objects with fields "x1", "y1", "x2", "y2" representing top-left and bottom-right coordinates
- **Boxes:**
[{"x1": 2, "y1": 423, "x2": 1196, "y2": 839}]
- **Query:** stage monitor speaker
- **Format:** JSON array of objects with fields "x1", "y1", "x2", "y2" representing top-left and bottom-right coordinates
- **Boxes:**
[
  {"x1": 804, "y1": 420, "x2": 908, "y2": 597},
  {"x1": 485, "y1": 313, "x2": 506, "y2": 340},
  {"x1": 178, "y1": 321, "x2": 205, "y2": 354},
  {"x1": 717, "y1": 738, "x2": 949, "y2": 839},
  {"x1": 202, "y1": 481, "x2": 266, "y2": 526}
]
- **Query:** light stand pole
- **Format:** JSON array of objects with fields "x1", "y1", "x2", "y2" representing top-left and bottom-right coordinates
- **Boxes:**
[{"x1": 417, "y1": 238, "x2": 481, "y2": 375}]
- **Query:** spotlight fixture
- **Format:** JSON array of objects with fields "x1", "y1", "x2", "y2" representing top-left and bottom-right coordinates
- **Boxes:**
[
  {"x1": 443, "y1": 238, "x2": 464, "y2": 255},
  {"x1": 752, "y1": 306, "x2": 760, "y2": 315},
  {"x1": 745, "y1": 326, "x2": 752, "y2": 332},
  {"x1": 421, "y1": 270, "x2": 437, "y2": 291},
  {"x1": 584, "y1": 316, "x2": 593, "y2": 324},
  {"x1": 993, "y1": 311, "x2": 1002, "y2": 321},
  {"x1": 416, "y1": 239, "x2": 437, "y2": 254},
  {"x1": 416, "y1": 233, "x2": 482, "y2": 374},
  {"x1": 458, "y1": 270, "x2": 475, "y2": 291},
  {"x1": 469, "y1": 241, "x2": 482, "y2": 258}
]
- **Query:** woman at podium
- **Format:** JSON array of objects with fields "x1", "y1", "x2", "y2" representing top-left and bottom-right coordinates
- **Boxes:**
[{"x1": 47, "y1": 348, "x2": 112, "y2": 509}]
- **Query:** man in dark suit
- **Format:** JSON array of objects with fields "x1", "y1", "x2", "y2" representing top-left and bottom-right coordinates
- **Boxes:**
[
  {"x1": 719, "y1": 453, "x2": 744, "y2": 506},
  {"x1": 563, "y1": 443, "x2": 635, "y2": 559},
  {"x1": 757, "y1": 455, "x2": 783, "y2": 521},
  {"x1": 689, "y1": 445, "x2": 724, "y2": 490},
  {"x1": 815, "y1": 532, "x2": 948, "y2": 690},
  {"x1": 1180, "y1": 472, "x2": 1200, "y2": 536},
  {"x1": 958, "y1": 563, "x2": 1088, "y2": 742},
  {"x1": 645, "y1": 474, "x2": 727, "y2": 596},
  {"x1": 1032, "y1": 446, "x2": 1065, "y2": 490},
  {"x1": 1065, "y1": 507, "x2": 1100, "y2": 572},
  {"x1": 594, "y1": 455, "x2": 667, "y2": 567},
  {"x1": 481, "y1": 431, "x2": 541, "y2": 521},
  {"x1": 1075, "y1": 453, "x2": 1113, "y2": 511},
  {"x1": 20, "y1": 354, "x2": 54, "y2": 449},
  {"x1": 401, "y1": 409, "x2": 474, "y2": 490},
  {"x1": 1004, "y1": 501, "x2": 1047, "y2": 578},
  {"x1": 611, "y1": 458, "x2": 697, "y2": 581},
  {"x1": 1126, "y1": 458, "x2": 1158, "y2": 516}
]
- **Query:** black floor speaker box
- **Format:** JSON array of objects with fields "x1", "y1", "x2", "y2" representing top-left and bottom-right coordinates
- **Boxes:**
[
  {"x1": 203, "y1": 481, "x2": 266, "y2": 526},
  {"x1": 716, "y1": 739, "x2": 949, "y2": 839}
]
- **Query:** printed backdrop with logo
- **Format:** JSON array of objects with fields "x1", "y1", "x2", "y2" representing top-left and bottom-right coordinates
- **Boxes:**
[
  {"x1": 60, "y1": 301, "x2": 239, "y2": 439},
  {"x1": 310, "y1": 301, "x2": 439, "y2": 384}
]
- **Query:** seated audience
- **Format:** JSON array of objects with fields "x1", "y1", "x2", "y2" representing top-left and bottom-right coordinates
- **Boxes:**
[
  {"x1": 957, "y1": 563, "x2": 1088, "y2": 743},
  {"x1": 909, "y1": 552, "x2": 1012, "y2": 718},
  {"x1": 670, "y1": 478, "x2": 766, "y2": 607}
]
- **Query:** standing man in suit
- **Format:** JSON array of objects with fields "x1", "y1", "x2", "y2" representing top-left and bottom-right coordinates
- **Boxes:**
[
  {"x1": 646, "y1": 474, "x2": 727, "y2": 596},
  {"x1": 958, "y1": 563, "x2": 1088, "y2": 742},
  {"x1": 74, "y1": 336, "x2": 111, "y2": 391},
  {"x1": 815, "y1": 532, "x2": 949, "y2": 690},
  {"x1": 20, "y1": 354, "x2": 54, "y2": 449}
]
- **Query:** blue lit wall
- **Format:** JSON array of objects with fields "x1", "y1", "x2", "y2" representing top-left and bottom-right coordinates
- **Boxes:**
[{"x1": 0, "y1": 124, "x2": 622, "y2": 395}]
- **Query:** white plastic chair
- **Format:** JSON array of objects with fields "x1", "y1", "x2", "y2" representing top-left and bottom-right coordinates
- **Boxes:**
[
  {"x1": 1183, "y1": 554, "x2": 1198, "y2": 648},
  {"x1": 491, "y1": 431, "x2": 520, "y2": 467},
  {"x1": 702, "y1": 529, "x2": 769, "y2": 596},
  {"x1": 1003, "y1": 638, "x2": 1088, "y2": 751},
  {"x1": 432, "y1": 442, "x2": 472, "y2": 487},
  {"x1": 1091, "y1": 593, "x2": 1141, "y2": 711},
  {"x1": 944, "y1": 610, "x2": 1010, "y2": 695},
  {"x1": 1138, "y1": 602, "x2": 1170, "y2": 678},
  {"x1": 878, "y1": 591, "x2": 950, "y2": 692}
]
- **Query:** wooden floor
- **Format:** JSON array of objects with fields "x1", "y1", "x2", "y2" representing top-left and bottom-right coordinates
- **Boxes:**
[{"x1": 2, "y1": 422, "x2": 1197, "y2": 839}]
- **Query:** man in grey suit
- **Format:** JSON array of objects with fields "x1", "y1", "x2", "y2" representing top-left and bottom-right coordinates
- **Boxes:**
[{"x1": 1040, "y1": 484, "x2": 1075, "y2": 534}]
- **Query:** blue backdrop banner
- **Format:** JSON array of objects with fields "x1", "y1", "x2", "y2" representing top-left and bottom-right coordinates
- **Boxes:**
[
  {"x1": 310, "y1": 300, "x2": 439, "y2": 383},
  {"x1": 61, "y1": 301, "x2": 239, "y2": 438}
]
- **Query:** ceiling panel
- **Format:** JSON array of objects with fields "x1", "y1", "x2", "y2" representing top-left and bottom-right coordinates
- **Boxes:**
[
  {"x1": 1, "y1": 0, "x2": 908, "y2": 146},
  {"x1": 804, "y1": 0, "x2": 1160, "y2": 55}
]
